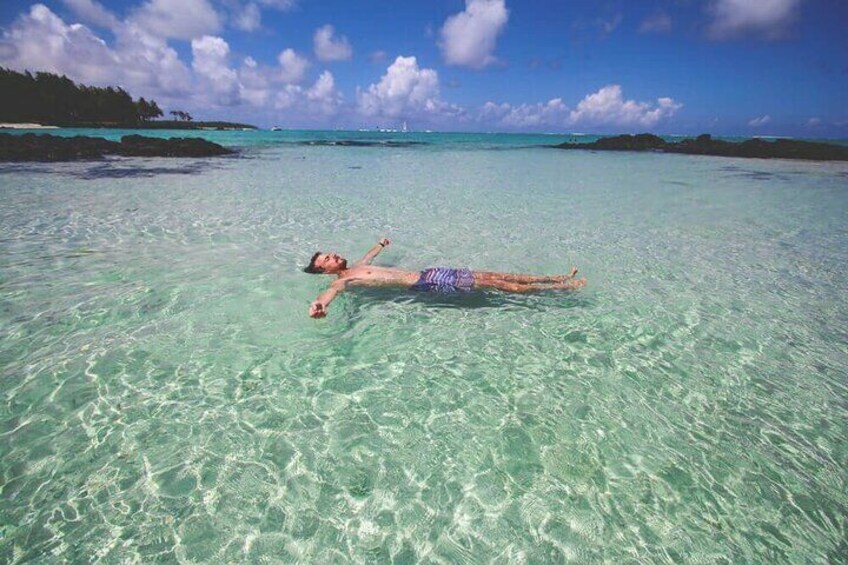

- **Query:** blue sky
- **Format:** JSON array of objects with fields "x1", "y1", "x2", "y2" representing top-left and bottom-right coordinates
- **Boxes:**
[{"x1": 1, "y1": 0, "x2": 846, "y2": 137}]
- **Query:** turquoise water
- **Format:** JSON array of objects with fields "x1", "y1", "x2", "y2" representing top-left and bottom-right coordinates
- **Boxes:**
[{"x1": 1, "y1": 131, "x2": 847, "y2": 562}]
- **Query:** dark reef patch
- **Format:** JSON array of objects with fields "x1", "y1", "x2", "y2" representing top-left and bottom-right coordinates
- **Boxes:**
[
  {"x1": 0, "y1": 133, "x2": 236, "y2": 162},
  {"x1": 75, "y1": 162, "x2": 214, "y2": 179},
  {"x1": 551, "y1": 133, "x2": 848, "y2": 162}
]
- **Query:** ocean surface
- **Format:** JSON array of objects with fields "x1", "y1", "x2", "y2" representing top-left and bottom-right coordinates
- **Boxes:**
[{"x1": 1, "y1": 129, "x2": 846, "y2": 562}]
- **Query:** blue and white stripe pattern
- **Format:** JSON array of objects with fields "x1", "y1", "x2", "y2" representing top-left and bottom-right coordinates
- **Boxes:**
[{"x1": 410, "y1": 267, "x2": 476, "y2": 293}]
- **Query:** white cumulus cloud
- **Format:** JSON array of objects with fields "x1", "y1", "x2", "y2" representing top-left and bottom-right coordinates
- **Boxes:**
[
  {"x1": 707, "y1": 0, "x2": 800, "y2": 40},
  {"x1": 0, "y1": 4, "x2": 116, "y2": 82},
  {"x1": 191, "y1": 37, "x2": 318, "y2": 109},
  {"x1": 313, "y1": 24, "x2": 352, "y2": 62},
  {"x1": 277, "y1": 48, "x2": 309, "y2": 83},
  {"x1": 191, "y1": 35, "x2": 240, "y2": 105},
  {"x1": 275, "y1": 71, "x2": 342, "y2": 117},
  {"x1": 305, "y1": 71, "x2": 342, "y2": 114},
  {"x1": 440, "y1": 0, "x2": 509, "y2": 69},
  {"x1": 357, "y1": 56, "x2": 442, "y2": 119},
  {"x1": 568, "y1": 85, "x2": 682, "y2": 128},
  {"x1": 480, "y1": 87, "x2": 682, "y2": 131},
  {"x1": 0, "y1": 2, "x2": 341, "y2": 121},
  {"x1": 238, "y1": 57, "x2": 269, "y2": 106},
  {"x1": 0, "y1": 4, "x2": 192, "y2": 98}
]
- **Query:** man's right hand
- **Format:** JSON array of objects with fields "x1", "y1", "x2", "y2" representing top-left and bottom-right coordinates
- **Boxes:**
[{"x1": 309, "y1": 301, "x2": 326, "y2": 318}]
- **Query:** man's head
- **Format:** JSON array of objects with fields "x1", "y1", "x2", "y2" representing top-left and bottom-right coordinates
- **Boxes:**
[{"x1": 304, "y1": 252, "x2": 348, "y2": 274}]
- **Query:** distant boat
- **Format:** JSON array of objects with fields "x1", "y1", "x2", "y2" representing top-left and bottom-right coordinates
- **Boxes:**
[
  {"x1": 270, "y1": 126, "x2": 282, "y2": 131},
  {"x1": 402, "y1": 121, "x2": 408, "y2": 133}
]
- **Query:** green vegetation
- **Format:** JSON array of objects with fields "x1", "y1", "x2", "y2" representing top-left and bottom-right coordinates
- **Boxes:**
[
  {"x1": 137, "y1": 120, "x2": 258, "y2": 130},
  {"x1": 0, "y1": 67, "x2": 160, "y2": 125},
  {"x1": 0, "y1": 68, "x2": 255, "y2": 129}
]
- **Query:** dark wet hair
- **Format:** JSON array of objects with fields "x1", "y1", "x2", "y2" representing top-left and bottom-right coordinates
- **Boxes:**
[{"x1": 304, "y1": 251, "x2": 323, "y2": 273}]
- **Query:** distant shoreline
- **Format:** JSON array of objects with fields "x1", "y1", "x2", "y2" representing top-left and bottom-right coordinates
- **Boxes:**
[
  {"x1": 0, "y1": 121, "x2": 256, "y2": 131},
  {"x1": 0, "y1": 123, "x2": 59, "y2": 129}
]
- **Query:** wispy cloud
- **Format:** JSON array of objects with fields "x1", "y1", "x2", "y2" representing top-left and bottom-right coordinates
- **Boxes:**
[
  {"x1": 313, "y1": 24, "x2": 352, "y2": 62},
  {"x1": 479, "y1": 98, "x2": 569, "y2": 129},
  {"x1": 61, "y1": 0, "x2": 121, "y2": 31},
  {"x1": 639, "y1": 12, "x2": 672, "y2": 34},
  {"x1": 130, "y1": 0, "x2": 222, "y2": 40},
  {"x1": 707, "y1": 0, "x2": 800, "y2": 40},
  {"x1": 231, "y1": 2, "x2": 261, "y2": 31},
  {"x1": 748, "y1": 115, "x2": 771, "y2": 127}
]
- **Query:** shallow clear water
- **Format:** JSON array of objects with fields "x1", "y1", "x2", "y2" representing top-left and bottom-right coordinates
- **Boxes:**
[{"x1": 1, "y1": 133, "x2": 847, "y2": 562}]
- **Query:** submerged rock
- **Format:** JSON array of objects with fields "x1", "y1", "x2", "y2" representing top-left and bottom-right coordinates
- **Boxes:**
[
  {"x1": 552, "y1": 133, "x2": 848, "y2": 161},
  {"x1": 0, "y1": 133, "x2": 235, "y2": 162},
  {"x1": 117, "y1": 134, "x2": 235, "y2": 157}
]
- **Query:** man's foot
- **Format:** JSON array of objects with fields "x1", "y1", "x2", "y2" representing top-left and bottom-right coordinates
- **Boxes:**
[
  {"x1": 553, "y1": 267, "x2": 579, "y2": 282},
  {"x1": 554, "y1": 278, "x2": 586, "y2": 290}
]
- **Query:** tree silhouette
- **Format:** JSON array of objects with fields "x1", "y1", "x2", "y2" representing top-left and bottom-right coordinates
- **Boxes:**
[
  {"x1": 168, "y1": 110, "x2": 194, "y2": 122},
  {"x1": 0, "y1": 67, "x2": 165, "y2": 126},
  {"x1": 136, "y1": 97, "x2": 163, "y2": 121}
]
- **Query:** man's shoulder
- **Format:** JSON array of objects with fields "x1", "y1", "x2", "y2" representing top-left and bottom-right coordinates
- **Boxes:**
[{"x1": 338, "y1": 268, "x2": 365, "y2": 280}]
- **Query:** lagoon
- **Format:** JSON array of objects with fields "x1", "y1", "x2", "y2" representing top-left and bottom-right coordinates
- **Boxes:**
[{"x1": 1, "y1": 130, "x2": 846, "y2": 562}]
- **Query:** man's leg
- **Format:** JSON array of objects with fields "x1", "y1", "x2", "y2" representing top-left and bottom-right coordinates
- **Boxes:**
[
  {"x1": 474, "y1": 267, "x2": 578, "y2": 285},
  {"x1": 473, "y1": 280, "x2": 538, "y2": 293},
  {"x1": 474, "y1": 278, "x2": 585, "y2": 293}
]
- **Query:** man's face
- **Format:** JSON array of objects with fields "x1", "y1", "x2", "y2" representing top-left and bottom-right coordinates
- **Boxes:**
[{"x1": 315, "y1": 252, "x2": 347, "y2": 273}]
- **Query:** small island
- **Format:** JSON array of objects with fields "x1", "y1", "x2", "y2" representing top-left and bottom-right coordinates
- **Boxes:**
[
  {"x1": 551, "y1": 133, "x2": 848, "y2": 162},
  {"x1": 0, "y1": 68, "x2": 245, "y2": 160},
  {"x1": 0, "y1": 67, "x2": 255, "y2": 131}
]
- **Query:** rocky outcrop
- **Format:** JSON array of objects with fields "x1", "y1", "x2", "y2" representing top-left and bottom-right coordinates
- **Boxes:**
[
  {"x1": 0, "y1": 133, "x2": 236, "y2": 161},
  {"x1": 552, "y1": 133, "x2": 848, "y2": 161},
  {"x1": 117, "y1": 134, "x2": 234, "y2": 157}
]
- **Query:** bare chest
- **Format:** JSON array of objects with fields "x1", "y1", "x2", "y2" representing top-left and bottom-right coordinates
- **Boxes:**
[{"x1": 341, "y1": 266, "x2": 419, "y2": 286}]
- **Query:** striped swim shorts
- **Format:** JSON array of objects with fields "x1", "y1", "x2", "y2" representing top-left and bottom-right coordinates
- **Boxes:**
[{"x1": 410, "y1": 267, "x2": 475, "y2": 294}]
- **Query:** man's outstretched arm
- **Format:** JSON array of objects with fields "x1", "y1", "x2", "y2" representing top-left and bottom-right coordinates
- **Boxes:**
[
  {"x1": 354, "y1": 238, "x2": 390, "y2": 266},
  {"x1": 309, "y1": 279, "x2": 348, "y2": 318}
]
